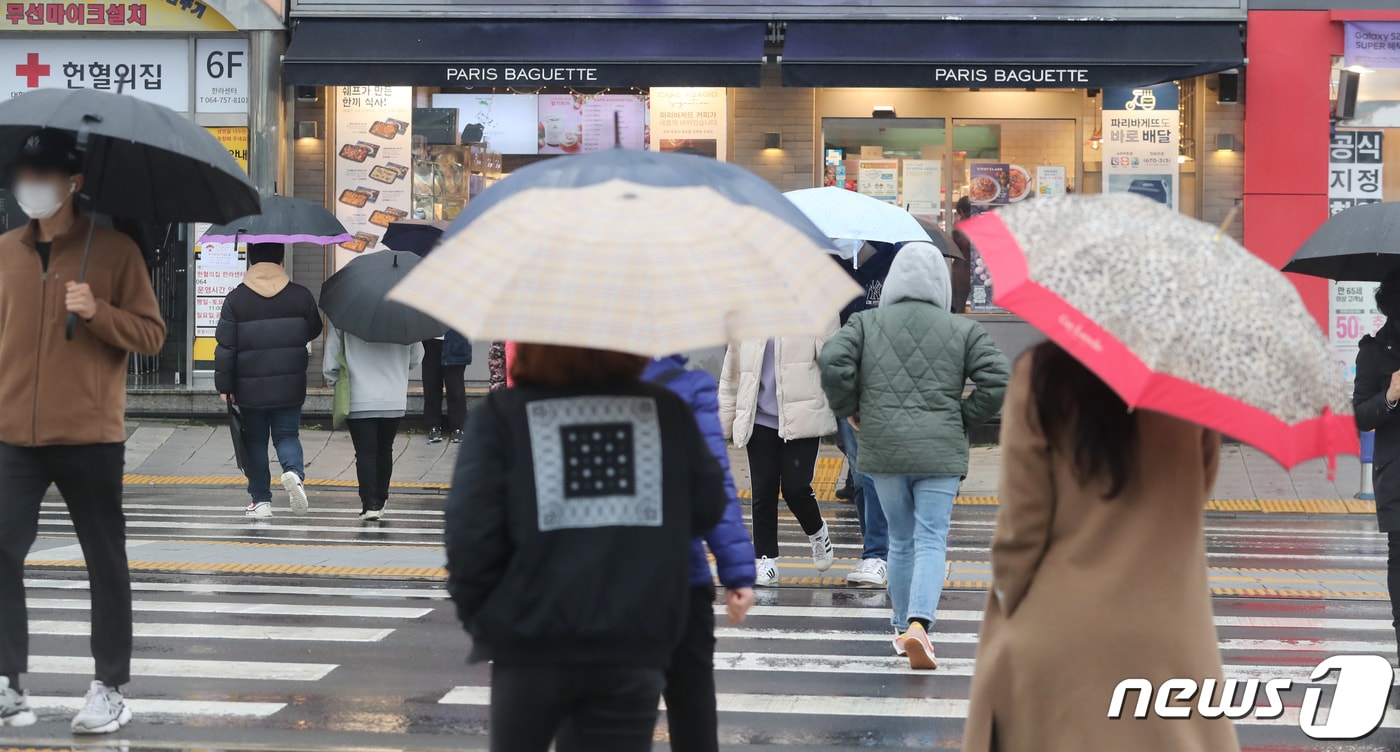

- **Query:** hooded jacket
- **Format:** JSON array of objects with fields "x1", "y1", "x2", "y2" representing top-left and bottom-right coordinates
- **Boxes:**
[
  {"x1": 718, "y1": 325, "x2": 839, "y2": 447},
  {"x1": 643, "y1": 355, "x2": 757, "y2": 589},
  {"x1": 0, "y1": 218, "x2": 165, "y2": 446},
  {"x1": 214, "y1": 263, "x2": 323, "y2": 409},
  {"x1": 838, "y1": 242, "x2": 899, "y2": 326},
  {"x1": 819, "y1": 242, "x2": 1010, "y2": 477},
  {"x1": 322, "y1": 322, "x2": 423, "y2": 417},
  {"x1": 442, "y1": 330, "x2": 473, "y2": 367},
  {"x1": 1354, "y1": 322, "x2": 1400, "y2": 531},
  {"x1": 445, "y1": 381, "x2": 726, "y2": 668}
]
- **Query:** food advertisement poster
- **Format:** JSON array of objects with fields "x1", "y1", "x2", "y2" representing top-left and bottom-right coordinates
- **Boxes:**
[
  {"x1": 650, "y1": 88, "x2": 726, "y2": 160},
  {"x1": 902, "y1": 160, "x2": 942, "y2": 212},
  {"x1": 1036, "y1": 166, "x2": 1066, "y2": 197},
  {"x1": 538, "y1": 94, "x2": 647, "y2": 155},
  {"x1": 857, "y1": 160, "x2": 899, "y2": 202},
  {"x1": 968, "y1": 163, "x2": 1010, "y2": 205},
  {"x1": 1328, "y1": 130, "x2": 1386, "y2": 387},
  {"x1": 334, "y1": 86, "x2": 413, "y2": 272},
  {"x1": 1103, "y1": 84, "x2": 1180, "y2": 211}
]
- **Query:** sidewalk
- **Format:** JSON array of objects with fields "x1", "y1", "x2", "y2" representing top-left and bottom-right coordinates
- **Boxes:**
[{"x1": 122, "y1": 420, "x2": 1374, "y2": 511}]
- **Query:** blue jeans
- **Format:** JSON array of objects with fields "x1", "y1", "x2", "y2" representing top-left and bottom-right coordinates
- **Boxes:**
[
  {"x1": 837, "y1": 419, "x2": 888, "y2": 561},
  {"x1": 241, "y1": 406, "x2": 305, "y2": 503},
  {"x1": 870, "y1": 474, "x2": 959, "y2": 631}
]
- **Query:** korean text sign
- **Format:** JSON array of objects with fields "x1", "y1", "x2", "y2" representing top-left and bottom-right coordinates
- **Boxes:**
[
  {"x1": 0, "y1": 38, "x2": 189, "y2": 110},
  {"x1": 1102, "y1": 84, "x2": 1179, "y2": 211},
  {"x1": 1327, "y1": 130, "x2": 1386, "y2": 387}
]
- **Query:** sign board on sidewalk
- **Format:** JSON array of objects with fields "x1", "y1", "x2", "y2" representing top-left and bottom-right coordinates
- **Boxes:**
[
  {"x1": 195, "y1": 38, "x2": 249, "y2": 114},
  {"x1": 0, "y1": 39, "x2": 189, "y2": 110}
]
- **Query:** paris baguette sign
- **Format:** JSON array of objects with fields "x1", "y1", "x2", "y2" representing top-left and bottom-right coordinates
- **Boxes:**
[{"x1": 1109, "y1": 655, "x2": 1395, "y2": 739}]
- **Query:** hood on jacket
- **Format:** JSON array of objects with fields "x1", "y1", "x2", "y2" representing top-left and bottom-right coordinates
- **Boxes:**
[
  {"x1": 244, "y1": 262, "x2": 290, "y2": 299},
  {"x1": 879, "y1": 241, "x2": 951, "y2": 311}
]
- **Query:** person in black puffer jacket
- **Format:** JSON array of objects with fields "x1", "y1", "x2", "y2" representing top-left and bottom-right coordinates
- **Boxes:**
[{"x1": 214, "y1": 242, "x2": 323, "y2": 519}]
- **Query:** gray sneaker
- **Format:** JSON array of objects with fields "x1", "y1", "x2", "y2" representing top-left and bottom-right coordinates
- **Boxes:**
[
  {"x1": 0, "y1": 676, "x2": 35, "y2": 727},
  {"x1": 70, "y1": 681, "x2": 131, "y2": 734}
]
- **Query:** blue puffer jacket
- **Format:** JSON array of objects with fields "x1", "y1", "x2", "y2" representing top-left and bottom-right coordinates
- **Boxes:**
[{"x1": 643, "y1": 355, "x2": 757, "y2": 589}]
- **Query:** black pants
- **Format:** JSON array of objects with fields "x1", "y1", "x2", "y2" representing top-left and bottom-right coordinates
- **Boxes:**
[
  {"x1": 0, "y1": 442, "x2": 130, "y2": 687},
  {"x1": 421, "y1": 339, "x2": 468, "y2": 432},
  {"x1": 1389, "y1": 531, "x2": 1400, "y2": 657},
  {"x1": 664, "y1": 586, "x2": 720, "y2": 752},
  {"x1": 493, "y1": 663, "x2": 665, "y2": 752},
  {"x1": 746, "y1": 425, "x2": 824, "y2": 559},
  {"x1": 347, "y1": 417, "x2": 400, "y2": 508}
]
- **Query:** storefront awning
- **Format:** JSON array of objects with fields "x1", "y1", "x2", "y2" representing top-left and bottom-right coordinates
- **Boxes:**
[
  {"x1": 283, "y1": 19, "x2": 766, "y2": 88},
  {"x1": 782, "y1": 22, "x2": 1244, "y2": 88}
]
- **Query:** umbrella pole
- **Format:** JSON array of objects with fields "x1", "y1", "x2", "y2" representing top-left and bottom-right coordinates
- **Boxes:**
[{"x1": 65, "y1": 124, "x2": 99, "y2": 342}]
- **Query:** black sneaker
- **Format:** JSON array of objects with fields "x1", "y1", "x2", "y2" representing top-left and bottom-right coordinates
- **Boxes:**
[
  {"x1": 835, "y1": 484, "x2": 855, "y2": 501},
  {"x1": 427, "y1": 427, "x2": 444, "y2": 444},
  {"x1": 450, "y1": 429, "x2": 464, "y2": 444}
]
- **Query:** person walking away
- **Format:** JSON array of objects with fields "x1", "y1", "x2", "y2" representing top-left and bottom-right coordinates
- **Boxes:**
[
  {"x1": 961, "y1": 345, "x2": 1238, "y2": 751},
  {"x1": 423, "y1": 330, "x2": 471, "y2": 444},
  {"x1": 323, "y1": 322, "x2": 423, "y2": 521},
  {"x1": 832, "y1": 241, "x2": 898, "y2": 587},
  {"x1": 820, "y1": 242, "x2": 1008, "y2": 669},
  {"x1": 214, "y1": 241, "x2": 323, "y2": 518},
  {"x1": 446, "y1": 344, "x2": 727, "y2": 752},
  {"x1": 719, "y1": 329, "x2": 838, "y2": 587},
  {"x1": 949, "y1": 198, "x2": 975, "y2": 314},
  {"x1": 0, "y1": 129, "x2": 166, "y2": 732},
  {"x1": 1353, "y1": 268, "x2": 1400, "y2": 663}
]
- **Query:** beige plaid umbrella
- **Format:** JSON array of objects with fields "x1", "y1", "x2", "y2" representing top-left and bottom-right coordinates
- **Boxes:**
[{"x1": 388, "y1": 175, "x2": 862, "y2": 357}]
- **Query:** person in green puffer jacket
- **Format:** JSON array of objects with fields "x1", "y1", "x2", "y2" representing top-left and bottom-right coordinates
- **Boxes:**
[{"x1": 818, "y1": 241, "x2": 1009, "y2": 671}]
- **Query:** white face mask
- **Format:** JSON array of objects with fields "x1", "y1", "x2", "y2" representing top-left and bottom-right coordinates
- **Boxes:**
[{"x1": 15, "y1": 180, "x2": 75, "y2": 220}]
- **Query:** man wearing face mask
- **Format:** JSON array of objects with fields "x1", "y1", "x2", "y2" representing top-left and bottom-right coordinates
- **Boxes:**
[{"x1": 0, "y1": 129, "x2": 165, "y2": 734}]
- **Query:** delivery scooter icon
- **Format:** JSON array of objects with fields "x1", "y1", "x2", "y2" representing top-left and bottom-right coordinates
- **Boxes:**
[{"x1": 1124, "y1": 89, "x2": 1157, "y2": 110}]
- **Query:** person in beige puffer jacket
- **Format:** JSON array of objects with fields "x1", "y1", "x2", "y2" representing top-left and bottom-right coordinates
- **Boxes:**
[{"x1": 720, "y1": 327, "x2": 837, "y2": 586}]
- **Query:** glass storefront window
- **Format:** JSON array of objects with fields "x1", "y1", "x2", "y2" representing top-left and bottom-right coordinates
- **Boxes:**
[{"x1": 952, "y1": 119, "x2": 1078, "y2": 207}]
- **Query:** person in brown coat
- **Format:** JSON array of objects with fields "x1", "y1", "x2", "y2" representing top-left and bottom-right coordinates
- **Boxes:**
[
  {"x1": 0, "y1": 129, "x2": 166, "y2": 736},
  {"x1": 963, "y1": 343, "x2": 1239, "y2": 752}
]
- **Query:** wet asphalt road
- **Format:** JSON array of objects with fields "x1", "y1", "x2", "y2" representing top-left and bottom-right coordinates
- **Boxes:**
[{"x1": 4, "y1": 485, "x2": 1400, "y2": 751}]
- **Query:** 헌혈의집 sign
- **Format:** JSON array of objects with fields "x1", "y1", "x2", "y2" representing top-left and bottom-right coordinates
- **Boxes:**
[{"x1": 0, "y1": 38, "x2": 189, "y2": 110}]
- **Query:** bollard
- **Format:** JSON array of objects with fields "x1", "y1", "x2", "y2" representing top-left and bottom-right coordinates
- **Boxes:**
[{"x1": 1359, "y1": 431, "x2": 1375, "y2": 501}]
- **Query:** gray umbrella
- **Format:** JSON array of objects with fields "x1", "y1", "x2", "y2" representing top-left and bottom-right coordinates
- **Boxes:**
[
  {"x1": 320, "y1": 251, "x2": 446, "y2": 345},
  {"x1": 1283, "y1": 202, "x2": 1400, "y2": 282},
  {"x1": 201, "y1": 194, "x2": 351, "y2": 246}
]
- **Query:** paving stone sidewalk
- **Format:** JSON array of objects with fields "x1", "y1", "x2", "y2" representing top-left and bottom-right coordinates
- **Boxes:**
[{"x1": 124, "y1": 421, "x2": 1369, "y2": 505}]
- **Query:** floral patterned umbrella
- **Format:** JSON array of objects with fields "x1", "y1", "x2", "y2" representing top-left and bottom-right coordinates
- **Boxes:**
[{"x1": 962, "y1": 193, "x2": 1357, "y2": 471}]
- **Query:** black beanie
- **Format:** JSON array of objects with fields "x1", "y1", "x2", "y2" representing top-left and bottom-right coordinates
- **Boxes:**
[{"x1": 247, "y1": 242, "x2": 285, "y2": 266}]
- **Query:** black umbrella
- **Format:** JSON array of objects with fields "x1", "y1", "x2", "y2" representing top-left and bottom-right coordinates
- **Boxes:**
[
  {"x1": 912, "y1": 216, "x2": 965, "y2": 261},
  {"x1": 201, "y1": 194, "x2": 351, "y2": 246},
  {"x1": 320, "y1": 251, "x2": 446, "y2": 345},
  {"x1": 382, "y1": 219, "x2": 449, "y2": 256},
  {"x1": 1283, "y1": 202, "x2": 1400, "y2": 282},
  {"x1": 0, "y1": 88, "x2": 260, "y2": 339}
]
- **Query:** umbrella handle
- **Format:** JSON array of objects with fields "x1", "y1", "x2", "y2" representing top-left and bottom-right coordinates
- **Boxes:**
[{"x1": 65, "y1": 208, "x2": 98, "y2": 342}]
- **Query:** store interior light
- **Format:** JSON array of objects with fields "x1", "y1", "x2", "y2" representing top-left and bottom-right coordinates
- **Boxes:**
[
  {"x1": 872, "y1": 106, "x2": 897, "y2": 119},
  {"x1": 1216, "y1": 134, "x2": 1240, "y2": 152},
  {"x1": 764, "y1": 132, "x2": 783, "y2": 150},
  {"x1": 1087, "y1": 126, "x2": 1103, "y2": 150}
]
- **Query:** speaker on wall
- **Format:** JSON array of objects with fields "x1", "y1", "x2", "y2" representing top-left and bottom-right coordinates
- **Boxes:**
[
  {"x1": 1217, "y1": 70, "x2": 1239, "y2": 105},
  {"x1": 1336, "y1": 70, "x2": 1361, "y2": 120}
]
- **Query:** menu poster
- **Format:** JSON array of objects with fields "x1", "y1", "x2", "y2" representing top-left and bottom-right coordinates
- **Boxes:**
[
  {"x1": 538, "y1": 94, "x2": 647, "y2": 155},
  {"x1": 1328, "y1": 130, "x2": 1386, "y2": 386},
  {"x1": 1103, "y1": 84, "x2": 1180, "y2": 211},
  {"x1": 334, "y1": 86, "x2": 413, "y2": 272},
  {"x1": 650, "y1": 88, "x2": 727, "y2": 161},
  {"x1": 857, "y1": 160, "x2": 899, "y2": 202},
  {"x1": 192, "y1": 222, "x2": 247, "y2": 364},
  {"x1": 968, "y1": 163, "x2": 1010, "y2": 205},
  {"x1": 902, "y1": 160, "x2": 942, "y2": 209},
  {"x1": 1037, "y1": 166, "x2": 1067, "y2": 197}
]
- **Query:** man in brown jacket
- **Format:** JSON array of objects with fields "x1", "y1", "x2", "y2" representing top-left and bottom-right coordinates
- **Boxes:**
[{"x1": 0, "y1": 129, "x2": 165, "y2": 734}]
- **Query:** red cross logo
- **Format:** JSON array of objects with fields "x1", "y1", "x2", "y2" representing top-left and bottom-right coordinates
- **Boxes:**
[{"x1": 16, "y1": 53, "x2": 49, "y2": 88}]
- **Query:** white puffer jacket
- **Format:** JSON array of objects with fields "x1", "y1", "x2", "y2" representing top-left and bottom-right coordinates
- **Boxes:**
[{"x1": 719, "y1": 330, "x2": 838, "y2": 447}]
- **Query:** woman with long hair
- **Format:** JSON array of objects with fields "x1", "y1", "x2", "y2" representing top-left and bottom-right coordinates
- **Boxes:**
[
  {"x1": 962, "y1": 343, "x2": 1239, "y2": 751},
  {"x1": 445, "y1": 344, "x2": 726, "y2": 752}
]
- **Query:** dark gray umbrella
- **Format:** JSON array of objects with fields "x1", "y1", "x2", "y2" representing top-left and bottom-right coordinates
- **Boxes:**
[
  {"x1": 912, "y1": 216, "x2": 964, "y2": 261},
  {"x1": 383, "y1": 219, "x2": 449, "y2": 256},
  {"x1": 0, "y1": 88, "x2": 260, "y2": 339},
  {"x1": 201, "y1": 194, "x2": 351, "y2": 246},
  {"x1": 320, "y1": 251, "x2": 446, "y2": 345},
  {"x1": 1283, "y1": 202, "x2": 1400, "y2": 282}
]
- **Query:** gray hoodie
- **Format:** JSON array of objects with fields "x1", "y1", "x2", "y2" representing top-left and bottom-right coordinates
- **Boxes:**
[
  {"x1": 323, "y1": 321, "x2": 424, "y2": 418},
  {"x1": 879, "y1": 241, "x2": 952, "y2": 312}
]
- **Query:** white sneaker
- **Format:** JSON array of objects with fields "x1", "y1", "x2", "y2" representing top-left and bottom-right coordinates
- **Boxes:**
[
  {"x1": 282, "y1": 471, "x2": 309, "y2": 515},
  {"x1": 809, "y1": 523, "x2": 835, "y2": 572},
  {"x1": 359, "y1": 508, "x2": 383, "y2": 522},
  {"x1": 244, "y1": 501, "x2": 272, "y2": 518},
  {"x1": 755, "y1": 556, "x2": 779, "y2": 587},
  {"x1": 847, "y1": 558, "x2": 888, "y2": 587},
  {"x1": 0, "y1": 676, "x2": 35, "y2": 727},
  {"x1": 70, "y1": 681, "x2": 131, "y2": 734}
]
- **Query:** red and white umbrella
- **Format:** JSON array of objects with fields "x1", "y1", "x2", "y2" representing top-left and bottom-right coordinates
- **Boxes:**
[{"x1": 963, "y1": 193, "x2": 1357, "y2": 473}]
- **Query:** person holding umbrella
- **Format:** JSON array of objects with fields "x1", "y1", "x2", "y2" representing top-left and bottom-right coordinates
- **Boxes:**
[{"x1": 0, "y1": 129, "x2": 166, "y2": 733}]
